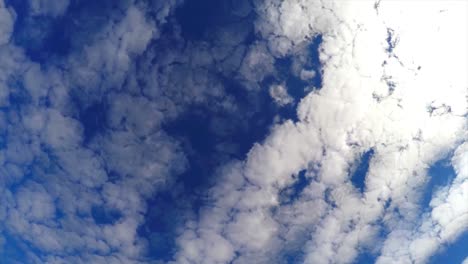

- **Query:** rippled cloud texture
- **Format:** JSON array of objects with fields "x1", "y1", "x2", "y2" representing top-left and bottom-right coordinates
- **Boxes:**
[{"x1": 0, "y1": 0, "x2": 467, "y2": 263}]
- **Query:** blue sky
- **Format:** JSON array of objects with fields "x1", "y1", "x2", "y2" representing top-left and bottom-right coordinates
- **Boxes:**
[{"x1": 0, "y1": 0, "x2": 467, "y2": 263}]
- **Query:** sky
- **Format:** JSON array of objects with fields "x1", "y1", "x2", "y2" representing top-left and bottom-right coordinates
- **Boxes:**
[{"x1": 0, "y1": 0, "x2": 467, "y2": 264}]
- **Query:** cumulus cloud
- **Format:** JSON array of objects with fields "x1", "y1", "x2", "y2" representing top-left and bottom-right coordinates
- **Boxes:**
[
  {"x1": 0, "y1": 0, "x2": 188, "y2": 262},
  {"x1": 1, "y1": 0, "x2": 466, "y2": 263},
  {"x1": 0, "y1": 1, "x2": 14, "y2": 45},
  {"x1": 67, "y1": 5, "x2": 156, "y2": 97},
  {"x1": 173, "y1": 0, "x2": 468, "y2": 263},
  {"x1": 299, "y1": 69, "x2": 316, "y2": 81},
  {"x1": 0, "y1": 0, "x2": 298, "y2": 262},
  {"x1": 269, "y1": 84, "x2": 293, "y2": 106}
]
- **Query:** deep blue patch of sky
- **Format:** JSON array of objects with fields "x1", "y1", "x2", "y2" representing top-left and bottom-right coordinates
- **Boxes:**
[
  {"x1": 176, "y1": 0, "x2": 229, "y2": 40},
  {"x1": 278, "y1": 170, "x2": 310, "y2": 205},
  {"x1": 91, "y1": 206, "x2": 123, "y2": 225},
  {"x1": 0, "y1": 232, "x2": 29, "y2": 263},
  {"x1": 284, "y1": 251, "x2": 305, "y2": 264},
  {"x1": 350, "y1": 149, "x2": 374, "y2": 193},
  {"x1": 76, "y1": 99, "x2": 108, "y2": 145},
  {"x1": 421, "y1": 155, "x2": 456, "y2": 211},
  {"x1": 307, "y1": 34, "x2": 323, "y2": 88},
  {"x1": 353, "y1": 251, "x2": 378, "y2": 264},
  {"x1": 138, "y1": 191, "x2": 193, "y2": 261},
  {"x1": 0, "y1": 231, "x2": 45, "y2": 264},
  {"x1": 429, "y1": 231, "x2": 468, "y2": 264},
  {"x1": 6, "y1": 0, "x2": 65, "y2": 62}
]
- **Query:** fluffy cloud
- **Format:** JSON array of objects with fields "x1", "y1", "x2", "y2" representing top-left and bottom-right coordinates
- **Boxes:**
[
  {"x1": 173, "y1": 0, "x2": 467, "y2": 263},
  {"x1": 0, "y1": 1, "x2": 186, "y2": 263},
  {"x1": 377, "y1": 142, "x2": 468, "y2": 264},
  {"x1": 1, "y1": 0, "x2": 466, "y2": 263},
  {"x1": 1, "y1": 0, "x2": 294, "y2": 262},
  {"x1": 0, "y1": 1, "x2": 14, "y2": 45},
  {"x1": 269, "y1": 84, "x2": 293, "y2": 106}
]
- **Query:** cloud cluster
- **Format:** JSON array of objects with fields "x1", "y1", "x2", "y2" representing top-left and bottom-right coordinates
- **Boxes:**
[
  {"x1": 1, "y1": 0, "x2": 466, "y2": 263},
  {"x1": 0, "y1": 1, "x2": 187, "y2": 263},
  {"x1": 1, "y1": 0, "x2": 320, "y2": 262},
  {"x1": 174, "y1": 0, "x2": 468, "y2": 263}
]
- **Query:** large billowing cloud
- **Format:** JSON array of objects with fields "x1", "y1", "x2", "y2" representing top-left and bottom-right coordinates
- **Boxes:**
[
  {"x1": 0, "y1": 0, "x2": 466, "y2": 263},
  {"x1": 174, "y1": 1, "x2": 467, "y2": 263}
]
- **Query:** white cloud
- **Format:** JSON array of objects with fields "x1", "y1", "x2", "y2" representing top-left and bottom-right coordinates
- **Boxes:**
[
  {"x1": 67, "y1": 5, "x2": 156, "y2": 97},
  {"x1": 0, "y1": 1, "x2": 188, "y2": 262},
  {"x1": 174, "y1": 0, "x2": 468, "y2": 263},
  {"x1": 299, "y1": 69, "x2": 316, "y2": 81},
  {"x1": 239, "y1": 42, "x2": 275, "y2": 89},
  {"x1": 15, "y1": 183, "x2": 56, "y2": 222},
  {"x1": 0, "y1": 1, "x2": 14, "y2": 45},
  {"x1": 0, "y1": 0, "x2": 279, "y2": 261},
  {"x1": 1, "y1": 0, "x2": 466, "y2": 263},
  {"x1": 269, "y1": 84, "x2": 293, "y2": 106}
]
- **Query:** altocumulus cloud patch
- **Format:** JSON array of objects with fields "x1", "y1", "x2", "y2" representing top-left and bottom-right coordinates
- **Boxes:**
[{"x1": 0, "y1": 0, "x2": 467, "y2": 264}]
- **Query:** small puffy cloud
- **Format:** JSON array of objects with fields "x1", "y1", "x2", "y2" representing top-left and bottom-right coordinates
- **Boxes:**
[
  {"x1": 269, "y1": 84, "x2": 293, "y2": 106},
  {"x1": 68, "y1": 5, "x2": 156, "y2": 94},
  {"x1": 0, "y1": 2, "x2": 14, "y2": 45},
  {"x1": 299, "y1": 69, "x2": 316, "y2": 81},
  {"x1": 176, "y1": 229, "x2": 235, "y2": 264},
  {"x1": 42, "y1": 109, "x2": 83, "y2": 150},
  {"x1": 239, "y1": 42, "x2": 275, "y2": 88},
  {"x1": 226, "y1": 210, "x2": 278, "y2": 250},
  {"x1": 15, "y1": 183, "x2": 56, "y2": 222},
  {"x1": 28, "y1": 0, "x2": 70, "y2": 17}
]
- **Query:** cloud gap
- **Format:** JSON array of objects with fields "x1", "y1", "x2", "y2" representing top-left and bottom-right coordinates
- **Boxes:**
[
  {"x1": 350, "y1": 149, "x2": 374, "y2": 193},
  {"x1": 421, "y1": 155, "x2": 456, "y2": 211},
  {"x1": 91, "y1": 206, "x2": 122, "y2": 225},
  {"x1": 175, "y1": 0, "x2": 252, "y2": 41},
  {"x1": 138, "y1": 191, "x2": 191, "y2": 261},
  {"x1": 0, "y1": 231, "x2": 31, "y2": 263},
  {"x1": 77, "y1": 100, "x2": 108, "y2": 145},
  {"x1": 352, "y1": 251, "x2": 378, "y2": 264},
  {"x1": 278, "y1": 170, "x2": 310, "y2": 205},
  {"x1": 305, "y1": 34, "x2": 323, "y2": 88}
]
